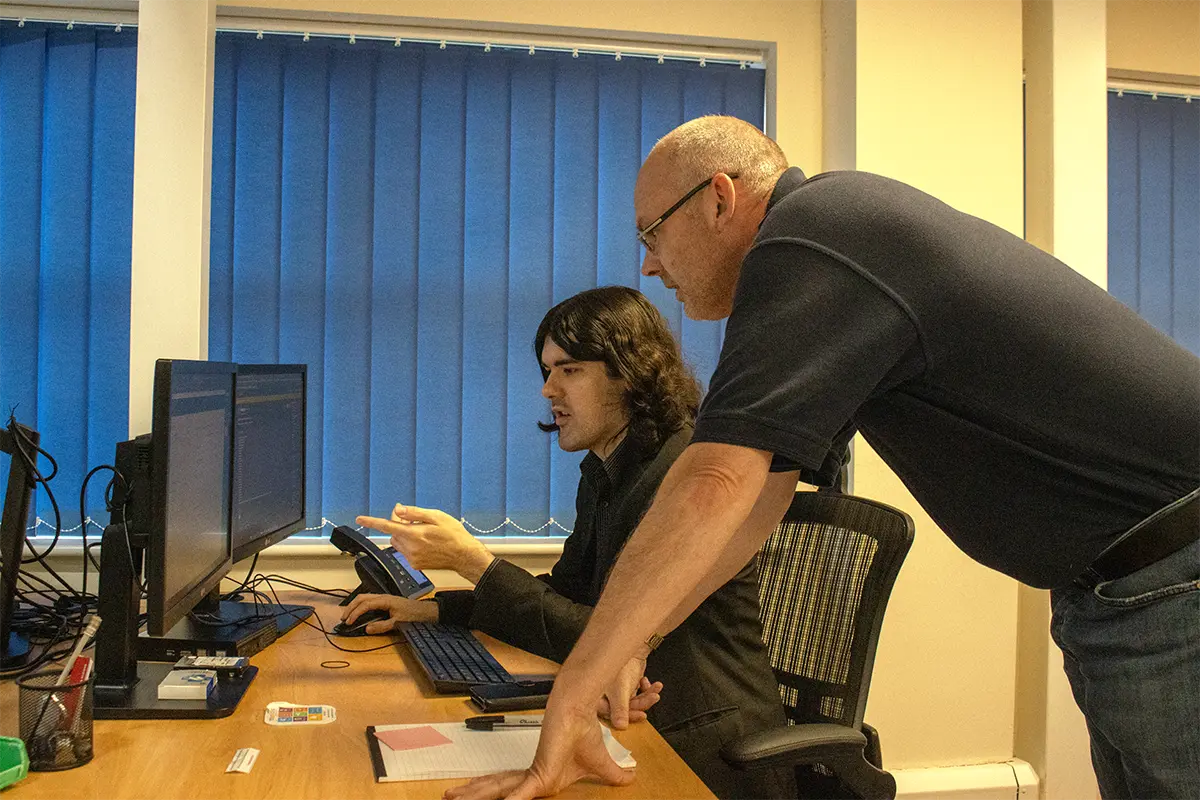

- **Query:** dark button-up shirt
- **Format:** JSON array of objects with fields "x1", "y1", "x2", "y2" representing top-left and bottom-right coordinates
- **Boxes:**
[{"x1": 433, "y1": 425, "x2": 783, "y2": 735}]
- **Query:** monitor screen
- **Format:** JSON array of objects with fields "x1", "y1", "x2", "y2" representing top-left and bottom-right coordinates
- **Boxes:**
[
  {"x1": 231, "y1": 364, "x2": 306, "y2": 563},
  {"x1": 145, "y1": 359, "x2": 236, "y2": 637}
]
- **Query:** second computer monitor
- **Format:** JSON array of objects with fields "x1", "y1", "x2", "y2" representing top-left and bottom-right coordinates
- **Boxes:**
[
  {"x1": 231, "y1": 364, "x2": 306, "y2": 563},
  {"x1": 146, "y1": 359, "x2": 237, "y2": 638}
]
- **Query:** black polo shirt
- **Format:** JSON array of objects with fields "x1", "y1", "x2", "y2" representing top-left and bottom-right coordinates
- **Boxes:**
[{"x1": 694, "y1": 168, "x2": 1200, "y2": 589}]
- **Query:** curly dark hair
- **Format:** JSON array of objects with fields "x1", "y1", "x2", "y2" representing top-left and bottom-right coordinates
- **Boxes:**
[{"x1": 534, "y1": 286, "x2": 701, "y2": 451}]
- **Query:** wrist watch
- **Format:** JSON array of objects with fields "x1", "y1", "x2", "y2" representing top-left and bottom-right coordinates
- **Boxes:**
[{"x1": 644, "y1": 633, "x2": 664, "y2": 652}]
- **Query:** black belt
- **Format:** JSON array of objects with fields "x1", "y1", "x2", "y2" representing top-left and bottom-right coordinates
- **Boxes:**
[{"x1": 1075, "y1": 488, "x2": 1200, "y2": 590}]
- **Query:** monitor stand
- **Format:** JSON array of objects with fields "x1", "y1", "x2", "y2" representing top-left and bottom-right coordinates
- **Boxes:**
[
  {"x1": 93, "y1": 524, "x2": 257, "y2": 720},
  {"x1": 94, "y1": 661, "x2": 258, "y2": 720},
  {"x1": 135, "y1": 597, "x2": 313, "y2": 662}
]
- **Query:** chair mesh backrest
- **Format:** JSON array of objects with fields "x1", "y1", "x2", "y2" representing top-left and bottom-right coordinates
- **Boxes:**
[{"x1": 757, "y1": 492, "x2": 913, "y2": 730}]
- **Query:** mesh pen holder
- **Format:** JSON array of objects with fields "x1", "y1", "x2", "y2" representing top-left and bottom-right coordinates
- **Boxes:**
[{"x1": 16, "y1": 669, "x2": 94, "y2": 771}]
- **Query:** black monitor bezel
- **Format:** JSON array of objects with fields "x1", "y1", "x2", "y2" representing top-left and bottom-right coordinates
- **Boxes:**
[
  {"x1": 230, "y1": 363, "x2": 307, "y2": 564},
  {"x1": 0, "y1": 421, "x2": 38, "y2": 668},
  {"x1": 145, "y1": 359, "x2": 236, "y2": 637}
]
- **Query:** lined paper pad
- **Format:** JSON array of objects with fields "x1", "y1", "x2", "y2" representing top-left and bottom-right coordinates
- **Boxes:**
[{"x1": 371, "y1": 722, "x2": 635, "y2": 782}]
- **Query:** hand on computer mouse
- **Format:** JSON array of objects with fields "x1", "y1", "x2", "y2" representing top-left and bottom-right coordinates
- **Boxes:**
[
  {"x1": 339, "y1": 593, "x2": 438, "y2": 636},
  {"x1": 331, "y1": 608, "x2": 394, "y2": 637}
]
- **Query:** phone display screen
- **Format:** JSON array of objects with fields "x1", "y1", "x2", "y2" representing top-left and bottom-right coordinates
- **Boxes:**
[
  {"x1": 386, "y1": 548, "x2": 424, "y2": 579},
  {"x1": 381, "y1": 547, "x2": 434, "y2": 598}
]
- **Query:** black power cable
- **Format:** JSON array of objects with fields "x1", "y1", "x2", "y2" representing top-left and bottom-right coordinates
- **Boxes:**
[{"x1": 2, "y1": 414, "x2": 95, "y2": 680}]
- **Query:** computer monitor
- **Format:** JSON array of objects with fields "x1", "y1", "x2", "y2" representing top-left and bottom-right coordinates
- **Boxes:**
[
  {"x1": 145, "y1": 359, "x2": 236, "y2": 636},
  {"x1": 0, "y1": 420, "x2": 38, "y2": 670},
  {"x1": 159, "y1": 363, "x2": 314, "y2": 642},
  {"x1": 94, "y1": 359, "x2": 256, "y2": 719},
  {"x1": 128, "y1": 363, "x2": 311, "y2": 663},
  {"x1": 231, "y1": 364, "x2": 306, "y2": 562}
]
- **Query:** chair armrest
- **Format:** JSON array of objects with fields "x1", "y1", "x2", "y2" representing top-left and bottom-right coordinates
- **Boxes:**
[
  {"x1": 720, "y1": 723, "x2": 867, "y2": 769},
  {"x1": 721, "y1": 723, "x2": 897, "y2": 800}
]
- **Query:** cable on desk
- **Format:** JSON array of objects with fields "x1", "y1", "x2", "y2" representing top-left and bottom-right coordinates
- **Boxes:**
[
  {"x1": 220, "y1": 552, "x2": 260, "y2": 601},
  {"x1": 250, "y1": 573, "x2": 401, "y2": 655}
]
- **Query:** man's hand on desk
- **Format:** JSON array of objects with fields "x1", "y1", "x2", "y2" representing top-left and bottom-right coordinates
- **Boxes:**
[
  {"x1": 445, "y1": 656, "x2": 660, "y2": 800},
  {"x1": 443, "y1": 699, "x2": 634, "y2": 800},
  {"x1": 341, "y1": 593, "x2": 437, "y2": 632},
  {"x1": 357, "y1": 503, "x2": 496, "y2": 584}
]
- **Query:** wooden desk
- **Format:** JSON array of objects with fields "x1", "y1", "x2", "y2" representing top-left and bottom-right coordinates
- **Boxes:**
[{"x1": 1, "y1": 593, "x2": 714, "y2": 799}]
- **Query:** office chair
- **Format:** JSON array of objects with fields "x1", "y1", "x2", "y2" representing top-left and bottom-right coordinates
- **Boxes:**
[{"x1": 721, "y1": 490, "x2": 914, "y2": 799}]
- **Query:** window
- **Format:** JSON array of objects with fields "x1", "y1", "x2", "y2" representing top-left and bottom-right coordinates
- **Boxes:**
[
  {"x1": 0, "y1": 23, "x2": 769, "y2": 538},
  {"x1": 208, "y1": 32, "x2": 767, "y2": 534},
  {"x1": 1108, "y1": 90, "x2": 1199, "y2": 356},
  {"x1": 0, "y1": 21, "x2": 135, "y2": 533}
]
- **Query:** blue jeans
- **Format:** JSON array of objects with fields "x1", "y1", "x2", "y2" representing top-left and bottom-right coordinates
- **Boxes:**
[{"x1": 1051, "y1": 537, "x2": 1200, "y2": 799}]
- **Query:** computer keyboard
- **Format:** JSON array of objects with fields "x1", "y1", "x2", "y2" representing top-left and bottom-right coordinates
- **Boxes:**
[{"x1": 400, "y1": 621, "x2": 515, "y2": 694}]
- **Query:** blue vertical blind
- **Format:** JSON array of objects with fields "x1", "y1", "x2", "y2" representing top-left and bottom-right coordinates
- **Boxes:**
[
  {"x1": 208, "y1": 32, "x2": 765, "y2": 534},
  {"x1": 0, "y1": 21, "x2": 135, "y2": 530},
  {"x1": 1108, "y1": 90, "x2": 1200, "y2": 355}
]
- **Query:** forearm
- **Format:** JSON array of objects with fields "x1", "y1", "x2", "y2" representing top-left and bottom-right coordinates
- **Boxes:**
[
  {"x1": 470, "y1": 559, "x2": 594, "y2": 663},
  {"x1": 656, "y1": 469, "x2": 798, "y2": 634},
  {"x1": 551, "y1": 443, "x2": 776, "y2": 704},
  {"x1": 456, "y1": 549, "x2": 496, "y2": 585}
]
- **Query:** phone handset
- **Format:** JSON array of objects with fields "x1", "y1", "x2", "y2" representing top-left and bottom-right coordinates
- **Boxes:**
[{"x1": 330, "y1": 525, "x2": 435, "y2": 605}]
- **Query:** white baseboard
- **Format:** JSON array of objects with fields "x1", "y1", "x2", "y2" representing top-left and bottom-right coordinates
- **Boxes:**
[{"x1": 895, "y1": 760, "x2": 1039, "y2": 800}]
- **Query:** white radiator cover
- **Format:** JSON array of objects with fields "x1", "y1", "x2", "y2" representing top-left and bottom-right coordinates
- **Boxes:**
[{"x1": 894, "y1": 760, "x2": 1039, "y2": 800}]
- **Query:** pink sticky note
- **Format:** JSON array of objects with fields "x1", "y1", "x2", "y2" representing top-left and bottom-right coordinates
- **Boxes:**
[{"x1": 374, "y1": 726, "x2": 454, "y2": 752}]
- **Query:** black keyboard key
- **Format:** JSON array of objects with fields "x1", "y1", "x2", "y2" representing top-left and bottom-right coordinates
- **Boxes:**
[{"x1": 400, "y1": 622, "x2": 515, "y2": 694}]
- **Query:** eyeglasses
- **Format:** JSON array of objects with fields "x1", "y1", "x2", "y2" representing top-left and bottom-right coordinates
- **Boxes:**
[{"x1": 636, "y1": 173, "x2": 739, "y2": 253}]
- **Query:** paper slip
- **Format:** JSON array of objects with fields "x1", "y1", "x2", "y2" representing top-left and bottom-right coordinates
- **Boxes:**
[
  {"x1": 374, "y1": 726, "x2": 453, "y2": 752},
  {"x1": 226, "y1": 748, "x2": 259, "y2": 774},
  {"x1": 369, "y1": 722, "x2": 634, "y2": 782},
  {"x1": 264, "y1": 701, "x2": 337, "y2": 725}
]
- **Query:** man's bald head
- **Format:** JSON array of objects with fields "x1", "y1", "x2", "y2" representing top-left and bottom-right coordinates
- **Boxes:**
[
  {"x1": 644, "y1": 116, "x2": 789, "y2": 199},
  {"x1": 634, "y1": 117, "x2": 791, "y2": 321}
]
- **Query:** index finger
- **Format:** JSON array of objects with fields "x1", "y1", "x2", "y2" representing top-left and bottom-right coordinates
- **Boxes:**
[
  {"x1": 355, "y1": 515, "x2": 406, "y2": 536},
  {"x1": 391, "y1": 503, "x2": 440, "y2": 524}
]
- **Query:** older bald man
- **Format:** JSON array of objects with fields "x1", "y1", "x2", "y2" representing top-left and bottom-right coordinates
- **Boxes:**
[{"x1": 448, "y1": 116, "x2": 1200, "y2": 800}]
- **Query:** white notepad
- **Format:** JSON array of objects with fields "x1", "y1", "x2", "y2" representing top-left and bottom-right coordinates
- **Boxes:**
[{"x1": 366, "y1": 722, "x2": 636, "y2": 782}]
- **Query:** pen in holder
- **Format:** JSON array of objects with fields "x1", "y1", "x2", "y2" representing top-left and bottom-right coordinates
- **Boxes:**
[
  {"x1": 17, "y1": 614, "x2": 100, "y2": 771},
  {"x1": 16, "y1": 668, "x2": 94, "y2": 771}
]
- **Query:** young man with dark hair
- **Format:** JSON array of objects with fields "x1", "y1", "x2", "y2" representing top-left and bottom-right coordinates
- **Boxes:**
[{"x1": 346, "y1": 285, "x2": 789, "y2": 800}]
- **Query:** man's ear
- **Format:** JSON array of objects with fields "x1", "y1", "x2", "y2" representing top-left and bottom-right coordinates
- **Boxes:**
[{"x1": 710, "y1": 172, "x2": 738, "y2": 232}]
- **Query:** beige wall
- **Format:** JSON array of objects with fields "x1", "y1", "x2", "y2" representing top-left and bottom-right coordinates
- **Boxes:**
[
  {"x1": 1020, "y1": 3, "x2": 1107, "y2": 794},
  {"x1": 127, "y1": 0, "x2": 215, "y2": 432},
  {"x1": 1108, "y1": 0, "x2": 1200, "y2": 77}
]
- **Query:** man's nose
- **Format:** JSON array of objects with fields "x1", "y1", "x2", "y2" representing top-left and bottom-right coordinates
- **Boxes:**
[
  {"x1": 541, "y1": 377, "x2": 557, "y2": 399},
  {"x1": 641, "y1": 249, "x2": 660, "y2": 277}
]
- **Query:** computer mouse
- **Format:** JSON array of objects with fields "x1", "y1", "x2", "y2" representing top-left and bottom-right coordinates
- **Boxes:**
[{"x1": 331, "y1": 608, "x2": 392, "y2": 637}]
